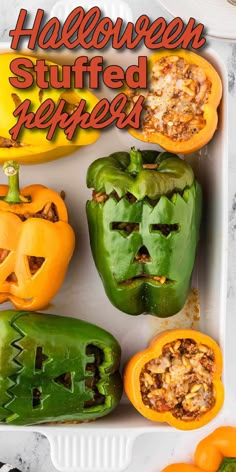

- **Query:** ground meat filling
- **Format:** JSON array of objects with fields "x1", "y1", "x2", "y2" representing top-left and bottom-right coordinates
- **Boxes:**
[
  {"x1": 15, "y1": 202, "x2": 59, "y2": 223},
  {"x1": 128, "y1": 55, "x2": 212, "y2": 142},
  {"x1": 140, "y1": 338, "x2": 216, "y2": 421},
  {"x1": 92, "y1": 190, "x2": 138, "y2": 204},
  {"x1": 0, "y1": 137, "x2": 24, "y2": 148}
]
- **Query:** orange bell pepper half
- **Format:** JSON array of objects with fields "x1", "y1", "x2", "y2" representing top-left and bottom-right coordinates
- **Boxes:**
[
  {"x1": 124, "y1": 329, "x2": 224, "y2": 430},
  {"x1": 127, "y1": 49, "x2": 222, "y2": 155},
  {"x1": 162, "y1": 427, "x2": 236, "y2": 472}
]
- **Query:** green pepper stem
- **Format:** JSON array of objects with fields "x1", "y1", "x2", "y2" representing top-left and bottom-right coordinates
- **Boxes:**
[
  {"x1": 219, "y1": 458, "x2": 236, "y2": 472},
  {"x1": 127, "y1": 147, "x2": 143, "y2": 175},
  {"x1": 1, "y1": 161, "x2": 31, "y2": 204}
]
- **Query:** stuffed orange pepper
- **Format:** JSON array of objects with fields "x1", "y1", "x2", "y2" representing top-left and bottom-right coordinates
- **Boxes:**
[
  {"x1": 124, "y1": 329, "x2": 224, "y2": 430},
  {"x1": 127, "y1": 50, "x2": 222, "y2": 154}
]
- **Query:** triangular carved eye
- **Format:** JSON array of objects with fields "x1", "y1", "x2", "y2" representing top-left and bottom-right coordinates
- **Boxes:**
[
  {"x1": 6, "y1": 272, "x2": 18, "y2": 284},
  {"x1": 54, "y1": 372, "x2": 72, "y2": 391},
  {"x1": 0, "y1": 249, "x2": 10, "y2": 264},
  {"x1": 27, "y1": 256, "x2": 45, "y2": 276}
]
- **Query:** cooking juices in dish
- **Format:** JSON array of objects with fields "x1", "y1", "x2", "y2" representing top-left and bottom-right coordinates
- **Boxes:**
[
  {"x1": 127, "y1": 50, "x2": 222, "y2": 154},
  {"x1": 86, "y1": 148, "x2": 202, "y2": 317},
  {"x1": 0, "y1": 310, "x2": 122, "y2": 425},
  {"x1": 124, "y1": 330, "x2": 224, "y2": 430},
  {"x1": 0, "y1": 161, "x2": 75, "y2": 310}
]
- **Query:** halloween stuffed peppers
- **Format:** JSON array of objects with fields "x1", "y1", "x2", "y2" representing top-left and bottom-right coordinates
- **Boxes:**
[
  {"x1": 0, "y1": 310, "x2": 122, "y2": 425},
  {"x1": 124, "y1": 329, "x2": 224, "y2": 430},
  {"x1": 127, "y1": 50, "x2": 222, "y2": 154},
  {"x1": 162, "y1": 426, "x2": 236, "y2": 472},
  {"x1": 0, "y1": 53, "x2": 100, "y2": 164},
  {"x1": 0, "y1": 161, "x2": 75, "y2": 310},
  {"x1": 86, "y1": 149, "x2": 202, "y2": 317}
]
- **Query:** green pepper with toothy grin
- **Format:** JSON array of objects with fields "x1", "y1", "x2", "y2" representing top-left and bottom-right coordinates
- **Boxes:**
[
  {"x1": 0, "y1": 310, "x2": 122, "y2": 425},
  {"x1": 86, "y1": 148, "x2": 202, "y2": 317}
]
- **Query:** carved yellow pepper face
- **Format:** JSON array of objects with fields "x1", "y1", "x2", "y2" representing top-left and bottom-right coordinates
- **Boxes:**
[{"x1": 0, "y1": 53, "x2": 100, "y2": 163}]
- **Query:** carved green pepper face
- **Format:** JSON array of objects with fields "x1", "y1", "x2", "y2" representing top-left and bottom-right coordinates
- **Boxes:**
[
  {"x1": 86, "y1": 150, "x2": 202, "y2": 317},
  {"x1": 0, "y1": 311, "x2": 122, "y2": 425}
]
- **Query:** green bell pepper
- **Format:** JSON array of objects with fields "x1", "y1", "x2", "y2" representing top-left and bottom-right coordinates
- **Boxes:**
[
  {"x1": 219, "y1": 459, "x2": 236, "y2": 472},
  {"x1": 0, "y1": 310, "x2": 122, "y2": 425},
  {"x1": 86, "y1": 148, "x2": 202, "y2": 317}
]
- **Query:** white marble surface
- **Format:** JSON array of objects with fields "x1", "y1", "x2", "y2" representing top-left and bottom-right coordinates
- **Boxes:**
[{"x1": 0, "y1": 0, "x2": 236, "y2": 471}]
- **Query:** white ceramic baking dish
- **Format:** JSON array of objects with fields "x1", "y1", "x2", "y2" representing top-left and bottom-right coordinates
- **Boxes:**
[{"x1": 0, "y1": 42, "x2": 228, "y2": 472}]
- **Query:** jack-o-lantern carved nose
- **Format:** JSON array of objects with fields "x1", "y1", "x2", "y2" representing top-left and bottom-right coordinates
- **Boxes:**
[
  {"x1": 54, "y1": 372, "x2": 72, "y2": 391},
  {"x1": 134, "y1": 245, "x2": 152, "y2": 263},
  {"x1": 6, "y1": 272, "x2": 18, "y2": 285}
]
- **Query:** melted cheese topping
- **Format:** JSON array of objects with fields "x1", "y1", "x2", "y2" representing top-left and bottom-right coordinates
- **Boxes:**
[{"x1": 129, "y1": 56, "x2": 212, "y2": 142}]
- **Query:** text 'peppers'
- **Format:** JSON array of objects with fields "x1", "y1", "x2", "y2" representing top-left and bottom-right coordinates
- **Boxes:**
[
  {"x1": 0, "y1": 310, "x2": 122, "y2": 425},
  {"x1": 0, "y1": 161, "x2": 75, "y2": 310},
  {"x1": 86, "y1": 149, "x2": 202, "y2": 317}
]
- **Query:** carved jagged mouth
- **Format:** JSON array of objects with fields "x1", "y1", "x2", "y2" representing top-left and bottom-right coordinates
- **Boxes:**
[
  {"x1": 84, "y1": 344, "x2": 105, "y2": 408},
  {"x1": 0, "y1": 293, "x2": 34, "y2": 305},
  {"x1": 119, "y1": 275, "x2": 174, "y2": 286}
]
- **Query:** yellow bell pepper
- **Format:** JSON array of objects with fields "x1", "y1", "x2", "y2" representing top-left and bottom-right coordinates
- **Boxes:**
[{"x1": 0, "y1": 53, "x2": 100, "y2": 164}]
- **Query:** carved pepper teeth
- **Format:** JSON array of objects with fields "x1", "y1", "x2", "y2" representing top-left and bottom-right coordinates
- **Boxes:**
[{"x1": 0, "y1": 310, "x2": 122, "y2": 425}]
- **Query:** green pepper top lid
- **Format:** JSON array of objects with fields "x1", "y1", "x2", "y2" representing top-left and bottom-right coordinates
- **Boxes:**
[
  {"x1": 0, "y1": 161, "x2": 31, "y2": 204},
  {"x1": 87, "y1": 148, "x2": 195, "y2": 201},
  {"x1": 127, "y1": 147, "x2": 143, "y2": 174}
]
